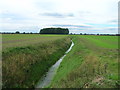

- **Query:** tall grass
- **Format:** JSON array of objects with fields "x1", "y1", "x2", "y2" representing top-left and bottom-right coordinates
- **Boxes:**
[
  {"x1": 2, "y1": 34, "x2": 67, "y2": 50},
  {"x1": 2, "y1": 37, "x2": 71, "y2": 88}
]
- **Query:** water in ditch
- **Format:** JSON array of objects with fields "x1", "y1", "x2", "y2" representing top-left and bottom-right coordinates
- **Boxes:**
[{"x1": 35, "y1": 40, "x2": 74, "y2": 88}]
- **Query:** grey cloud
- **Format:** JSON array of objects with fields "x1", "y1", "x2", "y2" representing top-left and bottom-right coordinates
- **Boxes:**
[
  {"x1": 110, "y1": 20, "x2": 117, "y2": 23},
  {"x1": 107, "y1": 27, "x2": 117, "y2": 31},
  {"x1": 52, "y1": 24, "x2": 92, "y2": 28},
  {"x1": 40, "y1": 13, "x2": 74, "y2": 18},
  {"x1": 108, "y1": 19, "x2": 118, "y2": 24}
]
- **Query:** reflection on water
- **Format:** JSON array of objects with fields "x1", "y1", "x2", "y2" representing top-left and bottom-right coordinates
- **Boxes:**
[{"x1": 35, "y1": 40, "x2": 74, "y2": 88}]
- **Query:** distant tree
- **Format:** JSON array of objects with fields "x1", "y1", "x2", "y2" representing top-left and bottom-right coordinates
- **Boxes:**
[
  {"x1": 84, "y1": 33, "x2": 87, "y2": 35},
  {"x1": 116, "y1": 34, "x2": 119, "y2": 36},
  {"x1": 15, "y1": 31, "x2": 20, "y2": 34},
  {"x1": 80, "y1": 33, "x2": 82, "y2": 35},
  {"x1": 97, "y1": 33, "x2": 99, "y2": 35},
  {"x1": 23, "y1": 32, "x2": 25, "y2": 34},
  {"x1": 40, "y1": 27, "x2": 69, "y2": 34}
]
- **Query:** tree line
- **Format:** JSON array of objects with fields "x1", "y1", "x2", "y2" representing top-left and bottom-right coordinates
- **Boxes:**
[
  {"x1": 40, "y1": 28, "x2": 69, "y2": 34},
  {"x1": 0, "y1": 27, "x2": 119, "y2": 36}
]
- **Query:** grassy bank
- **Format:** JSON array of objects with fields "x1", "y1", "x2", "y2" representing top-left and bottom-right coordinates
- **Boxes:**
[
  {"x1": 50, "y1": 35, "x2": 119, "y2": 88},
  {"x1": 2, "y1": 35, "x2": 71, "y2": 88}
]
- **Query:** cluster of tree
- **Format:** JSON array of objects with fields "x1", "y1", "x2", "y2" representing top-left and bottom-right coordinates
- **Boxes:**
[
  {"x1": 78, "y1": 33, "x2": 120, "y2": 36},
  {"x1": 115, "y1": 34, "x2": 120, "y2": 36},
  {"x1": 69, "y1": 33, "x2": 120, "y2": 36},
  {"x1": 40, "y1": 28, "x2": 69, "y2": 34},
  {"x1": 0, "y1": 31, "x2": 39, "y2": 34},
  {"x1": 96, "y1": 34, "x2": 120, "y2": 36}
]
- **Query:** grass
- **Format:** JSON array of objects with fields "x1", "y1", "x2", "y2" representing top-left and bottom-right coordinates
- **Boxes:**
[
  {"x1": 2, "y1": 34, "x2": 67, "y2": 50},
  {"x1": 2, "y1": 34, "x2": 119, "y2": 88},
  {"x1": 2, "y1": 34, "x2": 71, "y2": 88},
  {"x1": 49, "y1": 35, "x2": 119, "y2": 88}
]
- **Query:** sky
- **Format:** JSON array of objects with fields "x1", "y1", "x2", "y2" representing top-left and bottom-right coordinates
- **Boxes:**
[{"x1": 0, "y1": 0, "x2": 119, "y2": 34}]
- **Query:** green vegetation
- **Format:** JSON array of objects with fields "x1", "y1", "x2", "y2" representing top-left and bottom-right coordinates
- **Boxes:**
[
  {"x1": 2, "y1": 34, "x2": 71, "y2": 88},
  {"x1": 49, "y1": 35, "x2": 119, "y2": 88},
  {"x1": 2, "y1": 34, "x2": 67, "y2": 50},
  {"x1": 2, "y1": 34, "x2": 119, "y2": 88},
  {"x1": 40, "y1": 28, "x2": 69, "y2": 34}
]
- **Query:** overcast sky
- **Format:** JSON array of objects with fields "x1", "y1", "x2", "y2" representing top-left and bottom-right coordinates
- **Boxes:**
[{"x1": 0, "y1": 0, "x2": 118, "y2": 34}]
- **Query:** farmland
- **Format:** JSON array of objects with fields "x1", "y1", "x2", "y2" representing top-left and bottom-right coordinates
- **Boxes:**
[
  {"x1": 2, "y1": 34, "x2": 119, "y2": 88},
  {"x1": 2, "y1": 34, "x2": 68, "y2": 50},
  {"x1": 49, "y1": 35, "x2": 119, "y2": 88},
  {"x1": 2, "y1": 34, "x2": 71, "y2": 88}
]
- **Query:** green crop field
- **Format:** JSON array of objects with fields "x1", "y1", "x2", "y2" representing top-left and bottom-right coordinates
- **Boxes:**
[
  {"x1": 2, "y1": 34, "x2": 119, "y2": 88},
  {"x1": 79, "y1": 35, "x2": 118, "y2": 48},
  {"x1": 2, "y1": 34, "x2": 67, "y2": 50},
  {"x1": 49, "y1": 35, "x2": 119, "y2": 88}
]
